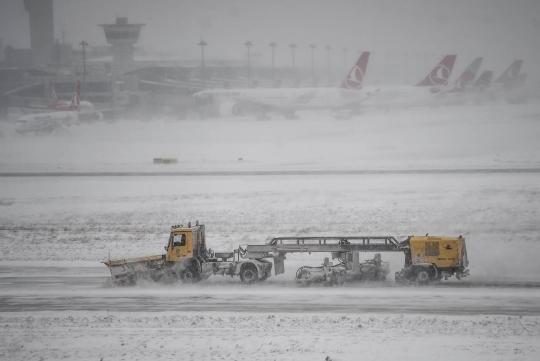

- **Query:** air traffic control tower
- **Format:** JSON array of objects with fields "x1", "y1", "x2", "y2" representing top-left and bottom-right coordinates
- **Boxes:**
[{"x1": 100, "y1": 17, "x2": 145, "y2": 73}]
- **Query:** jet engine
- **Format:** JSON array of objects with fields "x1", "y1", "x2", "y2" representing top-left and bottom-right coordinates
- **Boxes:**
[
  {"x1": 92, "y1": 112, "x2": 104, "y2": 121},
  {"x1": 218, "y1": 102, "x2": 243, "y2": 117},
  {"x1": 78, "y1": 112, "x2": 104, "y2": 123}
]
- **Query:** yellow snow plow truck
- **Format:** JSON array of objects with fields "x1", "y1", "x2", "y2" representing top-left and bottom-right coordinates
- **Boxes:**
[
  {"x1": 103, "y1": 222, "x2": 272, "y2": 285},
  {"x1": 394, "y1": 235, "x2": 469, "y2": 284}
]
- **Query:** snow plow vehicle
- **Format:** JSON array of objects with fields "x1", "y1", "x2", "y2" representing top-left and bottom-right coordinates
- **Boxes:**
[
  {"x1": 395, "y1": 235, "x2": 469, "y2": 284},
  {"x1": 104, "y1": 224, "x2": 469, "y2": 287},
  {"x1": 295, "y1": 253, "x2": 390, "y2": 287},
  {"x1": 103, "y1": 222, "x2": 272, "y2": 285},
  {"x1": 244, "y1": 235, "x2": 469, "y2": 285}
]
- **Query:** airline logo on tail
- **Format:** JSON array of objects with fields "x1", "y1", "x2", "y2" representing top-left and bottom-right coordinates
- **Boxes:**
[
  {"x1": 416, "y1": 55, "x2": 457, "y2": 86},
  {"x1": 445, "y1": 57, "x2": 483, "y2": 93},
  {"x1": 429, "y1": 65, "x2": 451, "y2": 86},
  {"x1": 339, "y1": 52, "x2": 370, "y2": 90},
  {"x1": 495, "y1": 60, "x2": 523, "y2": 84}
]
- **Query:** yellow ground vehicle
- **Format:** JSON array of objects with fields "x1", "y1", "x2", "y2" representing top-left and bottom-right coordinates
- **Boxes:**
[
  {"x1": 245, "y1": 234, "x2": 469, "y2": 285},
  {"x1": 103, "y1": 222, "x2": 272, "y2": 285},
  {"x1": 394, "y1": 235, "x2": 469, "y2": 284},
  {"x1": 104, "y1": 227, "x2": 468, "y2": 286}
]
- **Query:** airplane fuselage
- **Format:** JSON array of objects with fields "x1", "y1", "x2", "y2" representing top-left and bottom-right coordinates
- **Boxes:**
[
  {"x1": 194, "y1": 87, "x2": 364, "y2": 112},
  {"x1": 15, "y1": 111, "x2": 78, "y2": 134}
]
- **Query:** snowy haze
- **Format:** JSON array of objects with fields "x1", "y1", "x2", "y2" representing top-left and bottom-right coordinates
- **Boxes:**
[
  {"x1": 2, "y1": 1, "x2": 540, "y2": 359},
  {"x1": 2, "y1": 87, "x2": 540, "y2": 361},
  {"x1": 2, "y1": 0, "x2": 540, "y2": 84}
]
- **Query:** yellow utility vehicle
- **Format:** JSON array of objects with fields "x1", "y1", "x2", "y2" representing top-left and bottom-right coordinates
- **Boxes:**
[
  {"x1": 104, "y1": 225, "x2": 469, "y2": 286},
  {"x1": 395, "y1": 235, "x2": 469, "y2": 284},
  {"x1": 245, "y1": 234, "x2": 469, "y2": 285},
  {"x1": 103, "y1": 222, "x2": 272, "y2": 285}
]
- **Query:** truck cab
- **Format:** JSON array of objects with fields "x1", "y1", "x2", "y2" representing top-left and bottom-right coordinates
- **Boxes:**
[{"x1": 166, "y1": 223, "x2": 207, "y2": 262}]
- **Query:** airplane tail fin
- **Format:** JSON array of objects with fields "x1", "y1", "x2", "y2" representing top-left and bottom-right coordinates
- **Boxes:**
[
  {"x1": 338, "y1": 51, "x2": 370, "y2": 90},
  {"x1": 70, "y1": 81, "x2": 81, "y2": 111},
  {"x1": 450, "y1": 57, "x2": 484, "y2": 92},
  {"x1": 495, "y1": 59, "x2": 523, "y2": 84},
  {"x1": 416, "y1": 55, "x2": 457, "y2": 86},
  {"x1": 473, "y1": 70, "x2": 493, "y2": 88}
]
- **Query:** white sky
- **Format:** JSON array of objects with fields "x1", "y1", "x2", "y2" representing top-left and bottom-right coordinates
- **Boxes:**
[{"x1": 1, "y1": 0, "x2": 540, "y2": 82}]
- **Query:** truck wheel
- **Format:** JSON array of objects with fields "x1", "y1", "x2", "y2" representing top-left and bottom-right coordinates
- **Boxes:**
[
  {"x1": 416, "y1": 269, "x2": 430, "y2": 284},
  {"x1": 240, "y1": 264, "x2": 259, "y2": 284},
  {"x1": 180, "y1": 267, "x2": 200, "y2": 283},
  {"x1": 394, "y1": 271, "x2": 406, "y2": 285}
]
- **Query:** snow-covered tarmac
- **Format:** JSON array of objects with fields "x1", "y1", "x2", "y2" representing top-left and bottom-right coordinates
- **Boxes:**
[{"x1": 1, "y1": 103, "x2": 540, "y2": 360}]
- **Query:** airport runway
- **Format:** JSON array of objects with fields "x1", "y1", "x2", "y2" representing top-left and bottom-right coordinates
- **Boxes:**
[
  {"x1": 1, "y1": 266, "x2": 539, "y2": 315},
  {"x1": 1, "y1": 168, "x2": 540, "y2": 177}
]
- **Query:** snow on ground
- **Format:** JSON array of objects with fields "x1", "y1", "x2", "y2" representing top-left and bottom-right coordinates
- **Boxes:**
[
  {"x1": 1, "y1": 103, "x2": 540, "y2": 360},
  {"x1": 1, "y1": 173, "x2": 540, "y2": 280},
  {"x1": 1, "y1": 311, "x2": 539, "y2": 361},
  {"x1": 1, "y1": 103, "x2": 540, "y2": 173}
]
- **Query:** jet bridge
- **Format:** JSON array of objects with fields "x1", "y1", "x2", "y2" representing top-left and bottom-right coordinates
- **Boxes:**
[{"x1": 241, "y1": 236, "x2": 403, "y2": 275}]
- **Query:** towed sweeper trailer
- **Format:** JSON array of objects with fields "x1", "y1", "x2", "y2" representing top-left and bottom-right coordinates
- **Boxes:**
[{"x1": 242, "y1": 235, "x2": 469, "y2": 284}]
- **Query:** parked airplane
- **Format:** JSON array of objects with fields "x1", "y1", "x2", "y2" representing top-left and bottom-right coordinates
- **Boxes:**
[
  {"x1": 15, "y1": 81, "x2": 103, "y2": 134},
  {"x1": 436, "y1": 57, "x2": 484, "y2": 93},
  {"x1": 476, "y1": 60, "x2": 527, "y2": 103},
  {"x1": 358, "y1": 55, "x2": 463, "y2": 109},
  {"x1": 472, "y1": 70, "x2": 494, "y2": 89},
  {"x1": 193, "y1": 52, "x2": 371, "y2": 118},
  {"x1": 494, "y1": 60, "x2": 523, "y2": 86},
  {"x1": 49, "y1": 81, "x2": 95, "y2": 112},
  {"x1": 415, "y1": 54, "x2": 457, "y2": 86}
]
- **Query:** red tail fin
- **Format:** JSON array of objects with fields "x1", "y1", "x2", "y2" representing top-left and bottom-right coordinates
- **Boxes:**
[
  {"x1": 339, "y1": 52, "x2": 370, "y2": 90},
  {"x1": 70, "y1": 81, "x2": 81, "y2": 111},
  {"x1": 416, "y1": 55, "x2": 457, "y2": 86},
  {"x1": 495, "y1": 60, "x2": 523, "y2": 83}
]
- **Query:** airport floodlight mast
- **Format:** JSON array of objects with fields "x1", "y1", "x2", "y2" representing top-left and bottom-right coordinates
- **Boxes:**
[
  {"x1": 269, "y1": 42, "x2": 277, "y2": 85},
  {"x1": 198, "y1": 39, "x2": 207, "y2": 87},
  {"x1": 309, "y1": 44, "x2": 317, "y2": 86},
  {"x1": 244, "y1": 41, "x2": 253, "y2": 87},
  {"x1": 342, "y1": 47, "x2": 348, "y2": 75},
  {"x1": 79, "y1": 40, "x2": 88, "y2": 95},
  {"x1": 289, "y1": 43, "x2": 297, "y2": 83},
  {"x1": 325, "y1": 45, "x2": 331, "y2": 78}
]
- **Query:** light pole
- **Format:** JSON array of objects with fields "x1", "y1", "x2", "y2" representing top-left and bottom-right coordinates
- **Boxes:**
[
  {"x1": 269, "y1": 42, "x2": 277, "y2": 85},
  {"x1": 309, "y1": 44, "x2": 316, "y2": 86},
  {"x1": 244, "y1": 41, "x2": 253, "y2": 87},
  {"x1": 198, "y1": 39, "x2": 207, "y2": 87},
  {"x1": 79, "y1": 40, "x2": 88, "y2": 95},
  {"x1": 342, "y1": 47, "x2": 348, "y2": 75},
  {"x1": 289, "y1": 43, "x2": 297, "y2": 83},
  {"x1": 325, "y1": 45, "x2": 331, "y2": 79}
]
